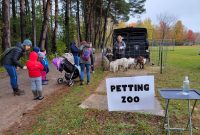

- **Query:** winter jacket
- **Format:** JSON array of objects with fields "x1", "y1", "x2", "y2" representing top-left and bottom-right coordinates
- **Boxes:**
[
  {"x1": 39, "y1": 58, "x2": 48, "y2": 73},
  {"x1": 2, "y1": 46, "x2": 24, "y2": 68},
  {"x1": 26, "y1": 52, "x2": 44, "y2": 78},
  {"x1": 79, "y1": 44, "x2": 94, "y2": 65},
  {"x1": 114, "y1": 41, "x2": 126, "y2": 55},
  {"x1": 70, "y1": 43, "x2": 79, "y2": 56}
]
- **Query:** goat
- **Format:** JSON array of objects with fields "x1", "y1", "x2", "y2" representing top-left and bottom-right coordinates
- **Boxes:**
[{"x1": 135, "y1": 56, "x2": 146, "y2": 69}]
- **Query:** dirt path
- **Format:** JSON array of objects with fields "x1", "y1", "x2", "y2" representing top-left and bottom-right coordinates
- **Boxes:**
[
  {"x1": 0, "y1": 64, "x2": 65, "y2": 133},
  {"x1": 0, "y1": 53, "x2": 102, "y2": 134}
]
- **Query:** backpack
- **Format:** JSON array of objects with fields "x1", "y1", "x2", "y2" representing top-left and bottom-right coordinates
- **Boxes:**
[
  {"x1": 81, "y1": 47, "x2": 91, "y2": 61},
  {"x1": 0, "y1": 47, "x2": 17, "y2": 65}
]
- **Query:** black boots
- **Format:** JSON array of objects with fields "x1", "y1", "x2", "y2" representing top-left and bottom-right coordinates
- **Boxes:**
[
  {"x1": 13, "y1": 88, "x2": 25, "y2": 96},
  {"x1": 80, "y1": 80, "x2": 83, "y2": 85}
]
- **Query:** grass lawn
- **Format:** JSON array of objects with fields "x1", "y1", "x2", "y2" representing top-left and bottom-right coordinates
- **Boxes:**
[{"x1": 12, "y1": 46, "x2": 200, "y2": 135}]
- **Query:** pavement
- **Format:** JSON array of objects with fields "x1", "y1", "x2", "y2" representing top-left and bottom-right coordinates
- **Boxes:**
[{"x1": 80, "y1": 67, "x2": 165, "y2": 117}]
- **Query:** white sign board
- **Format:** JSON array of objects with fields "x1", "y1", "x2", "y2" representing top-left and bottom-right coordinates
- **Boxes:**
[{"x1": 106, "y1": 76, "x2": 155, "y2": 111}]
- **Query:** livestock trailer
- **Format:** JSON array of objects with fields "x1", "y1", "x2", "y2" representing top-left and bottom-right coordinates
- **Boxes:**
[{"x1": 112, "y1": 27, "x2": 149, "y2": 60}]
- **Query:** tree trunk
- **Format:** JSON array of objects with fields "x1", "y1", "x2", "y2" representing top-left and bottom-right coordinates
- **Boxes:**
[
  {"x1": 65, "y1": 0, "x2": 70, "y2": 50},
  {"x1": 50, "y1": 0, "x2": 53, "y2": 32},
  {"x1": 105, "y1": 24, "x2": 114, "y2": 47},
  {"x1": 39, "y1": 0, "x2": 51, "y2": 50},
  {"x1": 101, "y1": 0, "x2": 111, "y2": 49},
  {"x1": 31, "y1": 0, "x2": 36, "y2": 47},
  {"x1": 20, "y1": 0, "x2": 25, "y2": 42},
  {"x1": 97, "y1": 0, "x2": 103, "y2": 48},
  {"x1": 43, "y1": 0, "x2": 46, "y2": 14},
  {"x1": 51, "y1": 0, "x2": 58, "y2": 53},
  {"x1": 12, "y1": 0, "x2": 17, "y2": 37},
  {"x1": 2, "y1": 0, "x2": 11, "y2": 51},
  {"x1": 76, "y1": 0, "x2": 81, "y2": 44},
  {"x1": 0, "y1": 1, "x2": 2, "y2": 18},
  {"x1": 25, "y1": 0, "x2": 31, "y2": 38}
]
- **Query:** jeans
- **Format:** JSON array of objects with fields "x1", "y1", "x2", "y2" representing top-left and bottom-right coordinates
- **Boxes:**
[
  {"x1": 74, "y1": 56, "x2": 80, "y2": 66},
  {"x1": 31, "y1": 77, "x2": 42, "y2": 91},
  {"x1": 80, "y1": 63, "x2": 90, "y2": 82},
  {"x1": 4, "y1": 65, "x2": 18, "y2": 90}
]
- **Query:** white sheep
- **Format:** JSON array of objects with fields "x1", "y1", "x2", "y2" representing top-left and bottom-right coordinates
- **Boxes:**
[
  {"x1": 110, "y1": 61, "x2": 118, "y2": 72},
  {"x1": 127, "y1": 58, "x2": 135, "y2": 69},
  {"x1": 116, "y1": 58, "x2": 128, "y2": 71}
]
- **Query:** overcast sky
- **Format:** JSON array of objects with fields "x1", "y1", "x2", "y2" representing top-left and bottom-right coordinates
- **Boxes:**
[{"x1": 128, "y1": 0, "x2": 200, "y2": 32}]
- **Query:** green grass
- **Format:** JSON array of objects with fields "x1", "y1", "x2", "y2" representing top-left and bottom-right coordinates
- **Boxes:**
[
  {"x1": 0, "y1": 67, "x2": 5, "y2": 72},
  {"x1": 19, "y1": 46, "x2": 200, "y2": 134}
]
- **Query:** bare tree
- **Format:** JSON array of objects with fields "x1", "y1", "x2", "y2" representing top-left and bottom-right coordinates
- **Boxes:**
[
  {"x1": 157, "y1": 13, "x2": 177, "y2": 74},
  {"x1": 157, "y1": 13, "x2": 177, "y2": 41},
  {"x1": 2, "y1": 0, "x2": 11, "y2": 51}
]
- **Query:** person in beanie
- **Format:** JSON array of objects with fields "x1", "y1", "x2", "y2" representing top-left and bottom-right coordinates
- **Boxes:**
[
  {"x1": 26, "y1": 52, "x2": 44, "y2": 100},
  {"x1": 2, "y1": 39, "x2": 32, "y2": 96},
  {"x1": 33, "y1": 47, "x2": 40, "y2": 53},
  {"x1": 38, "y1": 52, "x2": 48, "y2": 85},
  {"x1": 79, "y1": 41, "x2": 94, "y2": 85}
]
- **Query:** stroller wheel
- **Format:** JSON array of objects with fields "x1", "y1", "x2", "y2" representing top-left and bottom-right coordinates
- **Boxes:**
[
  {"x1": 57, "y1": 78, "x2": 64, "y2": 84},
  {"x1": 68, "y1": 80, "x2": 74, "y2": 86}
]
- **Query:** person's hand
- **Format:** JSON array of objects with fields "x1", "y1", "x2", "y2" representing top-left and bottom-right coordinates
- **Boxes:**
[
  {"x1": 23, "y1": 66, "x2": 27, "y2": 70},
  {"x1": 16, "y1": 67, "x2": 20, "y2": 70}
]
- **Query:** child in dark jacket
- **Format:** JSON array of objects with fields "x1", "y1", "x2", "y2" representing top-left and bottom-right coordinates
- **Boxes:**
[
  {"x1": 26, "y1": 52, "x2": 44, "y2": 100},
  {"x1": 38, "y1": 52, "x2": 48, "y2": 85}
]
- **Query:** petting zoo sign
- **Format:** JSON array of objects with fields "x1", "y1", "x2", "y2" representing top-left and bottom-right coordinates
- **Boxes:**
[{"x1": 106, "y1": 76, "x2": 155, "y2": 111}]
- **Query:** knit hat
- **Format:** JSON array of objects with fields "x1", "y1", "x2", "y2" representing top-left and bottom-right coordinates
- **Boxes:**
[
  {"x1": 22, "y1": 39, "x2": 32, "y2": 46},
  {"x1": 33, "y1": 47, "x2": 40, "y2": 53},
  {"x1": 38, "y1": 52, "x2": 45, "y2": 59}
]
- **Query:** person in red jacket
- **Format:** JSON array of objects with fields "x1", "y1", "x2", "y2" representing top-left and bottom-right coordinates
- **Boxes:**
[{"x1": 26, "y1": 52, "x2": 44, "y2": 100}]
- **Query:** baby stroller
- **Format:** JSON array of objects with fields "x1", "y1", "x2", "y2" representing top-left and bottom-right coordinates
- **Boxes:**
[{"x1": 52, "y1": 53, "x2": 80, "y2": 86}]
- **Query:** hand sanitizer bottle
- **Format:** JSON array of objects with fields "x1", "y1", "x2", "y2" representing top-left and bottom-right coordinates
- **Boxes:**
[{"x1": 183, "y1": 76, "x2": 190, "y2": 94}]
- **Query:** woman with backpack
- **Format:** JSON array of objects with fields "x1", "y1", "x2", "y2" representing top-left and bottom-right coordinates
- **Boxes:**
[{"x1": 79, "y1": 41, "x2": 93, "y2": 85}]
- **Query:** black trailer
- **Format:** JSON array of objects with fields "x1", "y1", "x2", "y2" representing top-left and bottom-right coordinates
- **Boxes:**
[{"x1": 112, "y1": 27, "x2": 149, "y2": 60}]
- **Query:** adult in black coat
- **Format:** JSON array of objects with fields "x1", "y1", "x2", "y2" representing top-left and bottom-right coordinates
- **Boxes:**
[{"x1": 2, "y1": 39, "x2": 32, "y2": 96}]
